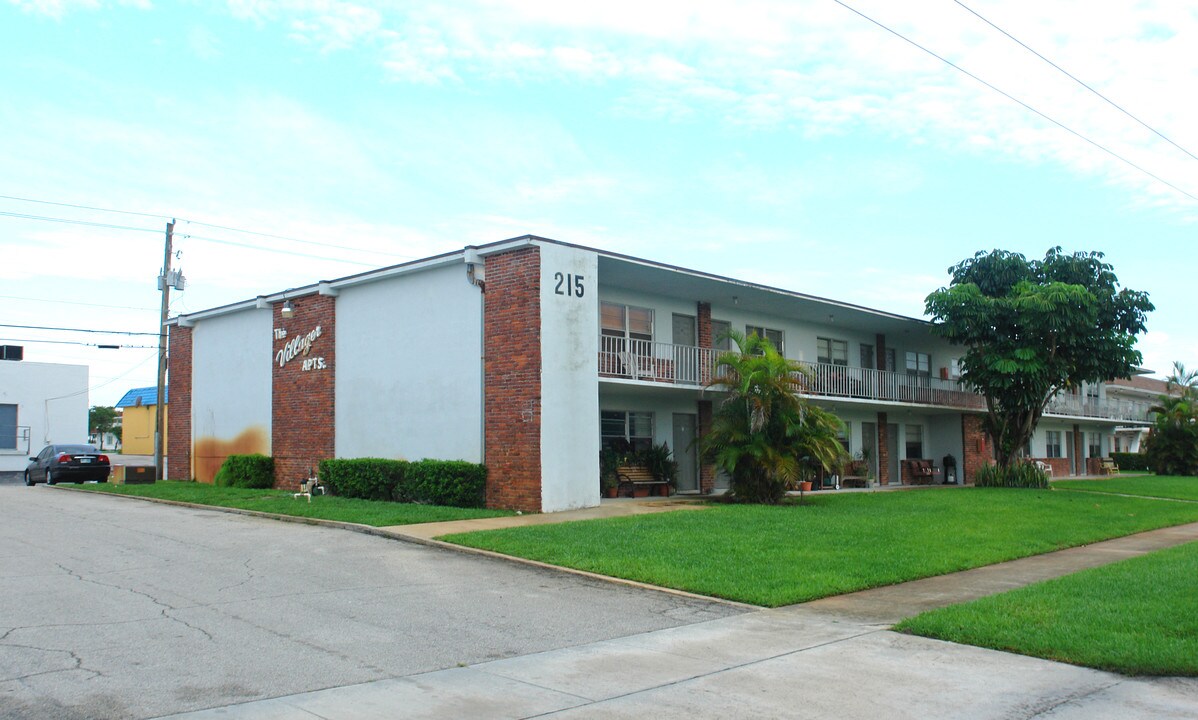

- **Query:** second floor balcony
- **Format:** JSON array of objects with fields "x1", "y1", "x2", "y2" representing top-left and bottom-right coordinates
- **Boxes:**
[{"x1": 597, "y1": 336, "x2": 1152, "y2": 423}]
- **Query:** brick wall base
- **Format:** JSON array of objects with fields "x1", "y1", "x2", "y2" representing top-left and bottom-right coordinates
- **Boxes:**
[
  {"x1": 877, "y1": 413, "x2": 891, "y2": 485},
  {"x1": 271, "y1": 294, "x2": 336, "y2": 490},
  {"x1": 167, "y1": 326, "x2": 193, "y2": 481},
  {"x1": 484, "y1": 247, "x2": 542, "y2": 512},
  {"x1": 961, "y1": 414, "x2": 992, "y2": 484}
]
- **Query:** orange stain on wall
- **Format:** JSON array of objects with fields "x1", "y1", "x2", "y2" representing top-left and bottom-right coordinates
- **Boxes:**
[{"x1": 193, "y1": 426, "x2": 269, "y2": 483}]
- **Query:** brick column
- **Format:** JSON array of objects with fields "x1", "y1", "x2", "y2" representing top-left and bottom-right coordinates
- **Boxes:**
[
  {"x1": 1072, "y1": 424, "x2": 1083, "y2": 477},
  {"x1": 875, "y1": 334, "x2": 887, "y2": 371},
  {"x1": 272, "y1": 294, "x2": 336, "y2": 490},
  {"x1": 696, "y1": 301, "x2": 717, "y2": 492},
  {"x1": 876, "y1": 412, "x2": 890, "y2": 485},
  {"x1": 484, "y1": 247, "x2": 542, "y2": 512},
  {"x1": 166, "y1": 325, "x2": 192, "y2": 481},
  {"x1": 961, "y1": 414, "x2": 991, "y2": 484}
]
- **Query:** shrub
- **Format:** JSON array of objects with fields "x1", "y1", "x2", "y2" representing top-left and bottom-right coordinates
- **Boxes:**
[
  {"x1": 405, "y1": 460, "x2": 487, "y2": 508},
  {"x1": 319, "y1": 457, "x2": 487, "y2": 508},
  {"x1": 637, "y1": 442, "x2": 679, "y2": 487},
  {"x1": 1109, "y1": 452, "x2": 1151, "y2": 472},
  {"x1": 213, "y1": 454, "x2": 275, "y2": 489},
  {"x1": 319, "y1": 458, "x2": 406, "y2": 501},
  {"x1": 974, "y1": 461, "x2": 1049, "y2": 489}
]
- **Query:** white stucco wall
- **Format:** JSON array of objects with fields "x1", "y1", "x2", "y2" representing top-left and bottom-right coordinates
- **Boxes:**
[
  {"x1": 191, "y1": 308, "x2": 274, "y2": 462},
  {"x1": 335, "y1": 261, "x2": 484, "y2": 463},
  {"x1": 539, "y1": 242, "x2": 600, "y2": 512},
  {"x1": 0, "y1": 361, "x2": 88, "y2": 471}
]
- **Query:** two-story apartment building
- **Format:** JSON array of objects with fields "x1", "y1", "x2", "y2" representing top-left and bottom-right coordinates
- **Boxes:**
[{"x1": 166, "y1": 236, "x2": 1151, "y2": 512}]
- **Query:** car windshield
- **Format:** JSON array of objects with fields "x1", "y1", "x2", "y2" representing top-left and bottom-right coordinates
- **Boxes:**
[{"x1": 57, "y1": 445, "x2": 98, "y2": 454}]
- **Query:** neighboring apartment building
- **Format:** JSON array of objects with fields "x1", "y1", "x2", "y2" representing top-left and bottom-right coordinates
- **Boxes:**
[
  {"x1": 115, "y1": 386, "x2": 167, "y2": 456},
  {"x1": 0, "y1": 347, "x2": 90, "y2": 472},
  {"x1": 166, "y1": 236, "x2": 1152, "y2": 512},
  {"x1": 1104, "y1": 374, "x2": 1171, "y2": 454}
]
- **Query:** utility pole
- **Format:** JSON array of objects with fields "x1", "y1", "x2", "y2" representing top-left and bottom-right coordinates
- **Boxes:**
[{"x1": 154, "y1": 219, "x2": 174, "y2": 482}]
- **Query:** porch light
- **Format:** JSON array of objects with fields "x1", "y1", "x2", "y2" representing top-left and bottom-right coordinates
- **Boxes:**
[{"x1": 281, "y1": 299, "x2": 294, "y2": 318}]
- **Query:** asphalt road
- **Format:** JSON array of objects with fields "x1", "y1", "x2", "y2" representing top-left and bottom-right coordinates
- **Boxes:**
[{"x1": 0, "y1": 478, "x2": 742, "y2": 719}]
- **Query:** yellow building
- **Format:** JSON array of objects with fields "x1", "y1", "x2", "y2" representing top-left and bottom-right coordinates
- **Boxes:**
[{"x1": 115, "y1": 386, "x2": 167, "y2": 456}]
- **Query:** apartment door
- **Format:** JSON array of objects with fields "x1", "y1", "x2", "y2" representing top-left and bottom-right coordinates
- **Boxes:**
[
  {"x1": 861, "y1": 422, "x2": 877, "y2": 480},
  {"x1": 887, "y1": 423, "x2": 900, "y2": 485},
  {"x1": 672, "y1": 413, "x2": 699, "y2": 492},
  {"x1": 672, "y1": 313, "x2": 697, "y2": 384}
]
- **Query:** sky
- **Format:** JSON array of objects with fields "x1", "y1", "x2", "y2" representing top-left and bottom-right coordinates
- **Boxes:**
[{"x1": 2, "y1": 0, "x2": 1197, "y2": 408}]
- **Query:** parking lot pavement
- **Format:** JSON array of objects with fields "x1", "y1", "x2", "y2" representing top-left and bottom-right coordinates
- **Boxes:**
[{"x1": 0, "y1": 484, "x2": 743, "y2": 720}]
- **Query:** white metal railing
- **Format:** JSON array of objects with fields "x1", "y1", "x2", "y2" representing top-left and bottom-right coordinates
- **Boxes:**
[
  {"x1": 1042, "y1": 395, "x2": 1153, "y2": 423},
  {"x1": 597, "y1": 338, "x2": 1156, "y2": 422},
  {"x1": 797, "y1": 361, "x2": 986, "y2": 410},
  {"x1": 598, "y1": 335, "x2": 719, "y2": 386}
]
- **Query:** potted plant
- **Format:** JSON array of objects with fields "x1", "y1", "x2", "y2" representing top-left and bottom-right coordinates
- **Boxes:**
[
  {"x1": 637, "y1": 442, "x2": 679, "y2": 496},
  {"x1": 599, "y1": 447, "x2": 622, "y2": 498}
]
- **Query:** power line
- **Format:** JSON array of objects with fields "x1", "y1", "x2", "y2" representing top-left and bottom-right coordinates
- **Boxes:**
[
  {"x1": 0, "y1": 193, "x2": 172, "y2": 220},
  {"x1": 0, "y1": 323, "x2": 160, "y2": 336},
  {"x1": 0, "y1": 337, "x2": 159, "y2": 349},
  {"x1": 181, "y1": 232, "x2": 381, "y2": 267},
  {"x1": 831, "y1": 0, "x2": 1198, "y2": 204},
  {"x1": 0, "y1": 210, "x2": 163, "y2": 234},
  {"x1": 43, "y1": 350, "x2": 160, "y2": 401},
  {"x1": 1, "y1": 194, "x2": 417, "y2": 260},
  {"x1": 0, "y1": 294, "x2": 159, "y2": 311},
  {"x1": 954, "y1": 0, "x2": 1198, "y2": 165}
]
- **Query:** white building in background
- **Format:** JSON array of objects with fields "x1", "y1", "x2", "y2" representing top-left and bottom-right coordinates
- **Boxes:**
[{"x1": 0, "y1": 348, "x2": 90, "y2": 472}]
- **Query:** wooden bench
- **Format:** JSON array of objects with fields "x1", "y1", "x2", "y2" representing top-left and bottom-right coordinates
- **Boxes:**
[
  {"x1": 902, "y1": 459, "x2": 939, "y2": 485},
  {"x1": 1100, "y1": 457, "x2": 1120, "y2": 476},
  {"x1": 617, "y1": 465, "x2": 671, "y2": 497},
  {"x1": 840, "y1": 475, "x2": 869, "y2": 489}
]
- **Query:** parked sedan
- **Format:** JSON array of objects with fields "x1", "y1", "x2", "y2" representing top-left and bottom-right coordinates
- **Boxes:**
[{"x1": 25, "y1": 444, "x2": 111, "y2": 485}]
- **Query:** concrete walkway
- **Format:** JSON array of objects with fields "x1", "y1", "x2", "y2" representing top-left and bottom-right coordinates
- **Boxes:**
[{"x1": 159, "y1": 505, "x2": 1198, "y2": 719}]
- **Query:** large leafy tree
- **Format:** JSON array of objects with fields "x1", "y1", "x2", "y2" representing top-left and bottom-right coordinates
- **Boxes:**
[
  {"x1": 701, "y1": 331, "x2": 846, "y2": 503},
  {"x1": 1145, "y1": 362, "x2": 1198, "y2": 476},
  {"x1": 925, "y1": 248, "x2": 1152, "y2": 468},
  {"x1": 89, "y1": 406, "x2": 119, "y2": 451}
]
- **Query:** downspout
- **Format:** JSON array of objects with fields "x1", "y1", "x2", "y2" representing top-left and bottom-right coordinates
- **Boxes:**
[{"x1": 464, "y1": 246, "x2": 486, "y2": 465}]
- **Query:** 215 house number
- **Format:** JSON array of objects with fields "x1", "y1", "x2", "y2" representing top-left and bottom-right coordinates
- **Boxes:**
[{"x1": 554, "y1": 272, "x2": 584, "y2": 298}]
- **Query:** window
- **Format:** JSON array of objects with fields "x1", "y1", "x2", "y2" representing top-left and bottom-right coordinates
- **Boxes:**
[
  {"x1": 601, "y1": 302, "x2": 653, "y2": 341},
  {"x1": 712, "y1": 320, "x2": 731, "y2": 351},
  {"x1": 1046, "y1": 430, "x2": 1062, "y2": 458},
  {"x1": 949, "y1": 357, "x2": 961, "y2": 379},
  {"x1": 905, "y1": 424, "x2": 923, "y2": 459},
  {"x1": 860, "y1": 344, "x2": 875, "y2": 370},
  {"x1": 837, "y1": 422, "x2": 851, "y2": 454},
  {"x1": 1085, "y1": 384, "x2": 1100, "y2": 403},
  {"x1": 745, "y1": 325, "x2": 784, "y2": 354},
  {"x1": 817, "y1": 337, "x2": 848, "y2": 366},
  {"x1": 1088, "y1": 432, "x2": 1102, "y2": 458},
  {"x1": 601, "y1": 410, "x2": 654, "y2": 453},
  {"x1": 0, "y1": 404, "x2": 15, "y2": 450},
  {"x1": 905, "y1": 351, "x2": 930, "y2": 378}
]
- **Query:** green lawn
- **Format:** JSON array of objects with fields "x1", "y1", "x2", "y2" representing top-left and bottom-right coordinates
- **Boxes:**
[
  {"x1": 1053, "y1": 475, "x2": 1198, "y2": 502},
  {"x1": 71, "y1": 481, "x2": 514, "y2": 526},
  {"x1": 442, "y1": 488, "x2": 1198, "y2": 607},
  {"x1": 896, "y1": 541, "x2": 1198, "y2": 676}
]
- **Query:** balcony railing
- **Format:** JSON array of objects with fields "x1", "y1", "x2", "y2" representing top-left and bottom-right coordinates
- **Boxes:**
[{"x1": 597, "y1": 336, "x2": 1152, "y2": 422}]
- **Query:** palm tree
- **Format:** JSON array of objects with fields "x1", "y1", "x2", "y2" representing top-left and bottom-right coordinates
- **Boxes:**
[
  {"x1": 701, "y1": 330, "x2": 846, "y2": 503},
  {"x1": 1146, "y1": 361, "x2": 1198, "y2": 475}
]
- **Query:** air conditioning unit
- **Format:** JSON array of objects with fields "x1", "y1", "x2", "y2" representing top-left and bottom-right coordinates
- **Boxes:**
[{"x1": 0, "y1": 345, "x2": 23, "y2": 361}]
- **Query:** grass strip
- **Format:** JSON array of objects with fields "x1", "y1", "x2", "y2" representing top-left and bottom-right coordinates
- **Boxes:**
[
  {"x1": 1053, "y1": 475, "x2": 1198, "y2": 502},
  {"x1": 73, "y1": 481, "x2": 514, "y2": 526},
  {"x1": 895, "y1": 541, "x2": 1198, "y2": 676},
  {"x1": 442, "y1": 488, "x2": 1198, "y2": 607}
]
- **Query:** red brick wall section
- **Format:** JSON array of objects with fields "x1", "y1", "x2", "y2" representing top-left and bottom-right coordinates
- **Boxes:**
[
  {"x1": 961, "y1": 414, "x2": 992, "y2": 484},
  {"x1": 1072, "y1": 425, "x2": 1084, "y2": 475},
  {"x1": 698, "y1": 400, "x2": 715, "y2": 493},
  {"x1": 876, "y1": 412, "x2": 890, "y2": 485},
  {"x1": 271, "y1": 294, "x2": 336, "y2": 491},
  {"x1": 875, "y1": 334, "x2": 887, "y2": 371},
  {"x1": 484, "y1": 247, "x2": 542, "y2": 512},
  {"x1": 167, "y1": 325, "x2": 193, "y2": 481},
  {"x1": 697, "y1": 302, "x2": 712, "y2": 348}
]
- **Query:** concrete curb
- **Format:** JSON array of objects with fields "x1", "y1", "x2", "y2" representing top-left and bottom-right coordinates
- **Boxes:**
[{"x1": 50, "y1": 485, "x2": 758, "y2": 611}]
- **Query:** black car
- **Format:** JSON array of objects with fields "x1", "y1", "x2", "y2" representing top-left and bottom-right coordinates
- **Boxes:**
[{"x1": 25, "y1": 444, "x2": 111, "y2": 485}]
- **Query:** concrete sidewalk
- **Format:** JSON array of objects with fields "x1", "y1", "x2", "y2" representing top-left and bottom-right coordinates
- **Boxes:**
[{"x1": 160, "y1": 519, "x2": 1198, "y2": 719}]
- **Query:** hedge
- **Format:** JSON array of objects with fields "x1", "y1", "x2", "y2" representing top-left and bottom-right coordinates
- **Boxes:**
[
  {"x1": 319, "y1": 458, "x2": 487, "y2": 508},
  {"x1": 1110, "y1": 452, "x2": 1152, "y2": 472},
  {"x1": 214, "y1": 454, "x2": 275, "y2": 489}
]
